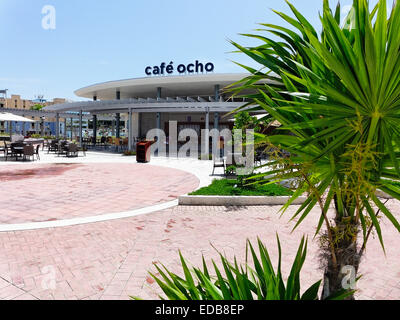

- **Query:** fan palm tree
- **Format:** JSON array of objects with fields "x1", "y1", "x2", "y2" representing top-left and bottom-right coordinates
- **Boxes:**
[{"x1": 229, "y1": 0, "x2": 400, "y2": 298}]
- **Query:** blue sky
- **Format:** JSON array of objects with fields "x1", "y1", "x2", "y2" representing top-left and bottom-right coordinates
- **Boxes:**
[{"x1": 0, "y1": 0, "x2": 361, "y2": 100}]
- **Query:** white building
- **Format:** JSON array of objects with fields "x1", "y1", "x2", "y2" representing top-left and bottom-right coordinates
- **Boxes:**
[{"x1": 44, "y1": 73, "x2": 253, "y2": 149}]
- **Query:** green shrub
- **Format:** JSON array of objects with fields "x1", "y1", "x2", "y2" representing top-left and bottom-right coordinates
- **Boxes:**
[
  {"x1": 225, "y1": 166, "x2": 237, "y2": 176},
  {"x1": 134, "y1": 236, "x2": 352, "y2": 300}
]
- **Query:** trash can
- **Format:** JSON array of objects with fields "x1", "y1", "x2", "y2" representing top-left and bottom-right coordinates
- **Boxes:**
[{"x1": 136, "y1": 140, "x2": 154, "y2": 163}]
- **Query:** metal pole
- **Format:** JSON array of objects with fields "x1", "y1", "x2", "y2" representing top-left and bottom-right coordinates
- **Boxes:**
[
  {"x1": 138, "y1": 113, "x2": 142, "y2": 139},
  {"x1": 70, "y1": 118, "x2": 73, "y2": 139},
  {"x1": 41, "y1": 118, "x2": 44, "y2": 136},
  {"x1": 22, "y1": 118, "x2": 26, "y2": 136},
  {"x1": 93, "y1": 115, "x2": 97, "y2": 145},
  {"x1": 116, "y1": 91, "x2": 121, "y2": 139},
  {"x1": 64, "y1": 118, "x2": 67, "y2": 138},
  {"x1": 156, "y1": 87, "x2": 162, "y2": 131},
  {"x1": 215, "y1": 84, "x2": 220, "y2": 102},
  {"x1": 9, "y1": 121, "x2": 12, "y2": 141},
  {"x1": 214, "y1": 112, "x2": 220, "y2": 131},
  {"x1": 79, "y1": 110, "x2": 83, "y2": 146},
  {"x1": 128, "y1": 108, "x2": 133, "y2": 151},
  {"x1": 116, "y1": 114, "x2": 121, "y2": 139},
  {"x1": 56, "y1": 113, "x2": 60, "y2": 138},
  {"x1": 204, "y1": 107, "x2": 210, "y2": 157}
]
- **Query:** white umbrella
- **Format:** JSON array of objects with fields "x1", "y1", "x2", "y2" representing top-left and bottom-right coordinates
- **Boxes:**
[{"x1": 0, "y1": 112, "x2": 36, "y2": 122}]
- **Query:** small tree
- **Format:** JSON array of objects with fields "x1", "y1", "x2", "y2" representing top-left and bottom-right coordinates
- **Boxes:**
[
  {"x1": 230, "y1": 0, "x2": 400, "y2": 298},
  {"x1": 31, "y1": 104, "x2": 44, "y2": 111}
]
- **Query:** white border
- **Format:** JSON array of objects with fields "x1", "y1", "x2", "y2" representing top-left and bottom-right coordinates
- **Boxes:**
[{"x1": 0, "y1": 200, "x2": 178, "y2": 232}]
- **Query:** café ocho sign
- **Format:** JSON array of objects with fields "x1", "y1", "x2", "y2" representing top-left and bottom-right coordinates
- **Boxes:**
[{"x1": 145, "y1": 60, "x2": 215, "y2": 76}]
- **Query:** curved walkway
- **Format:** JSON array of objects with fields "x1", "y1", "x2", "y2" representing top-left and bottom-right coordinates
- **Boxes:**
[
  {"x1": 1, "y1": 153, "x2": 397, "y2": 300},
  {"x1": 0, "y1": 162, "x2": 199, "y2": 230},
  {"x1": 0, "y1": 152, "x2": 215, "y2": 232}
]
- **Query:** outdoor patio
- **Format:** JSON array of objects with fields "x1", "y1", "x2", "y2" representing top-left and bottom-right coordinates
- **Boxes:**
[
  {"x1": 0, "y1": 203, "x2": 399, "y2": 300},
  {"x1": 0, "y1": 152, "x2": 398, "y2": 300}
]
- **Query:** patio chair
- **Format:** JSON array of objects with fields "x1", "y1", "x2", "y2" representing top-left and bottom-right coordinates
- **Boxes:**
[
  {"x1": 48, "y1": 140, "x2": 59, "y2": 153},
  {"x1": 78, "y1": 144, "x2": 87, "y2": 157},
  {"x1": 0, "y1": 141, "x2": 5, "y2": 157},
  {"x1": 122, "y1": 138, "x2": 129, "y2": 151},
  {"x1": 11, "y1": 142, "x2": 25, "y2": 160},
  {"x1": 42, "y1": 139, "x2": 49, "y2": 151},
  {"x1": 114, "y1": 138, "x2": 121, "y2": 152},
  {"x1": 100, "y1": 136, "x2": 107, "y2": 149},
  {"x1": 106, "y1": 137, "x2": 113, "y2": 145},
  {"x1": 23, "y1": 145, "x2": 35, "y2": 161},
  {"x1": 56, "y1": 140, "x2": 68, "y2": 156},
  {"x1": 4, "y1": 142, "x2": 14, "y2": 161},
  {"x1": 66, "y1": 143, "x2": 79, "y2": 158},
  {"x1": 212, "y1": 156, "x2": 226, "y2": 176},
  {"x1": 35, "y1": 144, "x2": 41, "y2": 160}
]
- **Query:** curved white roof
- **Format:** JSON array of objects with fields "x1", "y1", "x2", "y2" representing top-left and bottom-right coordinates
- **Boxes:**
[{"x1": 75, "y1": 73, "x2": 248, "y2": 100}]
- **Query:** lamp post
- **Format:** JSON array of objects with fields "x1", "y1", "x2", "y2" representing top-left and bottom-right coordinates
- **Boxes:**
[{"x1": 40, "y1": 116, "x2": 45, "y2": 137}]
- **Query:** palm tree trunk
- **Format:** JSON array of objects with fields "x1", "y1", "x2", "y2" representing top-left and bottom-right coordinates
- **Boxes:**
[{"x1": 321, "y1": 219, "x2": 361, "y2": 300}]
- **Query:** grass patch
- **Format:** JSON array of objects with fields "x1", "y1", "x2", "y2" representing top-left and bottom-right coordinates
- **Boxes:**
[{"x1": 190, "y1": 178, "x2": 293, "y2": 196}]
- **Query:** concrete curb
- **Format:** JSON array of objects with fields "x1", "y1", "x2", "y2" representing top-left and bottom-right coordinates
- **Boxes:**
[
  {"x1": 376, "y1": 190, "x2": 393, "y2": 199},
  {"x1": 179, "y1": 195, "x2": 307, "y2": 206}
]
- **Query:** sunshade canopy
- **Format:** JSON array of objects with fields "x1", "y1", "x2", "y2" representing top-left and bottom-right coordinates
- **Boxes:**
[{"x1": 0, "y1": 112, "x2": 35, "y2": 122}]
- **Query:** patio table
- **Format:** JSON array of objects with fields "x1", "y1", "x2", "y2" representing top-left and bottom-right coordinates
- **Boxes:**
[{"x1": 24, "y1": 138, "x2": 45, "y2": 146}]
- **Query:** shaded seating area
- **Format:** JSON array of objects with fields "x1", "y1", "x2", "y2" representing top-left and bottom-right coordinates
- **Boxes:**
[
  {"x1": 47, "y1": 139, "x2": 60, "y2": 153},
  {"x1": 42, "y1": 138, "x2": 86, "y2": 158},
  {"x1": 66, "y1": 144, "x2": 79, "y2": 158},
  {"x1": 1, "y1": 141, "x2": 41, "y2": 162},
  {"x1": 81, "y1": 136, "x2": 131, "y2": 153},
  {"x1": 50, "y1": 140, "x2": 85, "y2": 158}
]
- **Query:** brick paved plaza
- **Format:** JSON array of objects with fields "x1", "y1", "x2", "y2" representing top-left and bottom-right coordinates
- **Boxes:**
[{"x1": 0, "y1": 153, "x2": 399, "y2": 300}]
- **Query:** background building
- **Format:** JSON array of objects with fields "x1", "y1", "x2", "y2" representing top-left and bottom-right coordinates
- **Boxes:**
[
  {"x1": 44, "y1": 73, "x2": 262, "y2": 151},
  {"x1": 0, "y1": 93, "x2": 89, "y2": 136}
]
